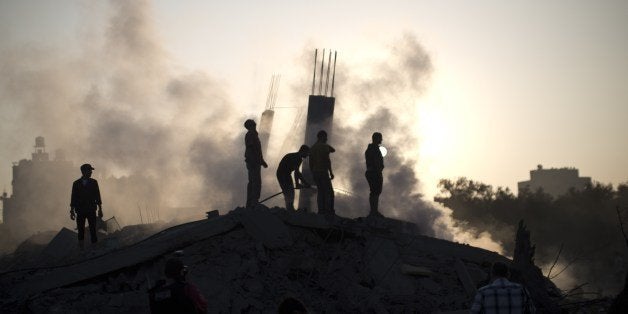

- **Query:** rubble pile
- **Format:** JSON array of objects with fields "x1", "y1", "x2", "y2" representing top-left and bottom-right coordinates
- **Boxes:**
[
  {"x1": 0, "y1": 221, "x2": 170, "y2": 271},
  {"x1": 0, "y1": 206, "x2": 557, "y2": 313}
]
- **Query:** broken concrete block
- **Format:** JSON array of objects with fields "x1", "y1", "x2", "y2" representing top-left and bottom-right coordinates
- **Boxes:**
[
  {"x1": 465, "y1": 263, "x2": 488, "y2": 285},
  {"x1": 454, "y1": 258, "x2": 477, "y2": 297},
  {"x1": 10, "y1": 216, "x2": 239, "y2": 299},
  {"x1": 206, "y1": 210, "x2": 219, "y2": 219},
  {"x1": 281, "y1": 211, "x2": 331, "y2": 229},
  {"x1": 367, "y1": 238, "x2": 399, "y2": 282},
  {"x1": 239, "y1": 207, "x2": 293, "y2": 249},
  {"x1": 39, "y1": 227, "x2": 78, "y2": 263},
  {"x1": 400, "y1": 263, "x2": 434, "y2": 277}
]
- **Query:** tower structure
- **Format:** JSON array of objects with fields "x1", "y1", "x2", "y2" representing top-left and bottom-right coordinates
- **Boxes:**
[
  {"x1": 298, "y1": 49, "x2": 337, "y2": 211},
  {"x1": 1, "y1": 137, "x2": 74, "y2": 239},
  {"x1": 32, "y1": 136, "x2": 49, "y2": 162}
]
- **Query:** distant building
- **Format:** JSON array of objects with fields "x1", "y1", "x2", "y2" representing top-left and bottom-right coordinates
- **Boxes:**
[
  {"x1": 0, "y1": 137, "x2": 74, "y2": 238},
  {"x1": 517, "y1": 164, "x2": 592, "y2": 198}
]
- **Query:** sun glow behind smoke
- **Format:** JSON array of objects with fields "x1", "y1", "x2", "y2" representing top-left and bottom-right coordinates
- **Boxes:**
[
  {"x1": 379, "y1": 146, "x2": 387, "y2": 157},
  {"x1": 0, "y1": 0, "x2": 504, "y2": 253}
]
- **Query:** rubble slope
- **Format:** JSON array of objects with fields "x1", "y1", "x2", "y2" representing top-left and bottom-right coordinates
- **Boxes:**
[{"x1": 0, "y1": 206, "x2": 513, "y2": 313}]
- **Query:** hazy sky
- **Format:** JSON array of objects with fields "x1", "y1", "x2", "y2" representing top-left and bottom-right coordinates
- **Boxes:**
[{"x1": 1, "y1": 0, "x2": 627, "y2": 199}]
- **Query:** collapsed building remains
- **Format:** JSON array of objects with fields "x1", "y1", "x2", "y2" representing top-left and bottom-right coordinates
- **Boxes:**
[{"x1": 0, "y1": 205, "x2": 568, "y2": 313}]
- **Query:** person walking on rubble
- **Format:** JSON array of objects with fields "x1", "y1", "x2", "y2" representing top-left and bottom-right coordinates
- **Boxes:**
[
  {"x1": 277, "y1": 145, "x2": 311, "y2": 211},
  {"x1": 470, "y1": 261, "x2": 536, "y2": 314},
  {"x1": 244, "y1": 119, "x2": 268, "y2": 208},
  {"x1": 309, "y1": 130, "x2": 335, "y2": 215},
  {"x1": 149, "y1": 258, "x2": 208, "y2": 314},
  {"x1": 70, "y1": 163, "x2": 103, "y2": 248},
  {"x1": 365, "y1": 132, "x2": 384, "y2": 217}
]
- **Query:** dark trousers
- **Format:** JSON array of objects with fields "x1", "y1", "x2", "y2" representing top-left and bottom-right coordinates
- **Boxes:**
[
  {"x1": 246, "y1": 162, "x2": 261, "y2": 208},
  {"x1": 313, "y1": 171, "x2": 334, "y2": 214},
  {"x1": 77, "y1": 210, "x2": 98, "y2": 243},
  {"x1": 366, "y1": 171, "x2": 383, "y2": 214},
  {"x1": 277, "y1": 172, "x2": 295, "y2": 211}
]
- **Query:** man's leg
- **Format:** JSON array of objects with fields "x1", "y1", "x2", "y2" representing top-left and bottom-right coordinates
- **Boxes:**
[
  {"x1": 246, "y1": 163, "x2": 261, "y2": 208},
  {"x1": 374, "y1": 172, "x2": 383, "y2": 212},
  {"x1": 246, "y1": 162, "x2": 252, "y2": 208},
  {"x1": 86, "y1": 211, "x2": 98, "y2": 244},
  {"x1": 278, "y1": 173, "x2": 295, "y2": 211},
  {"x1": 312, "y1": 172, "x2": 325, "y2": 213},
  {"x1": 366, "y1": 171, "x2": 383, "y2": 215},
  {"x1": 327, "y1": 176, "x2": 334, "y2": 213},
  {"x1": 76, "y1": 213, "x2": 86, "y2": 248}
]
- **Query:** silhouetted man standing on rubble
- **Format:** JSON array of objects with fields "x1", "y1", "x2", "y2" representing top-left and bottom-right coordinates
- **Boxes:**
[
  {"x1": 277, "y1": 145, "x2": 311, "y2": 211},
  {"x1": 70, "y1": 163, "x2": 103, "y2": 248},
  {"x1": 470, "y1": 261, "x2": 536, "y2": 313},
  {"x1": 309, "y1": 130, "x2": 335, "y2": 215},
  {"x1": 365, "y1": 132, "x2": 384, "y2": 217},
  {"x1": 244, "y1": 119, "x2": 268, "y2": 208}
]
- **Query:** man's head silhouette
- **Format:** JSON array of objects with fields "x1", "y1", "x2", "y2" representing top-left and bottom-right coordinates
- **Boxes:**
[
  {"x1": 317, "y1": 130, "x2": 327, "y2": 142},
  {"x1": 80, "y1": 164, "x2": 94, "y2": 178},
  {"x1": 165, "y1": 258, "x2": 188, "y2": 280},
  {"x1": 298, "y1": 145, "x2": 310, "y2": 158},
  {"x1": 244, "y1": 119, "x2": 256, "y2": 130},
  {"x1": 372, "y1": 132, "x2": 382, "y2": 145}
]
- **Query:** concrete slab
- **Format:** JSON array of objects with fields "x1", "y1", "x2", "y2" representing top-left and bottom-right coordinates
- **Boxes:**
[
  {"x1": 400, "y1": 263, "x2": 434, "y2": 277},
  {"x1": 9, "y1": 215, "x2": 239, "y2": 299},
  {"x1": 239, "y1": 207, "x2": 293, "y2": 249},
  {"x1": 454, "y1": 258, "x2": 477, "y2": 297},
  {"x1": 39, "y1": 227, "x2": 78, "y2": 262},
  {"x1": 367, "y1": 237, "x2": 399, "y2": 282},
  {"x1": 281, "y1": 211, "x2": 331, "y2": 229}
]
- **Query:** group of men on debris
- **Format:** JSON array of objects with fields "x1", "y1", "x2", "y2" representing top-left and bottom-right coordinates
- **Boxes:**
[
  {"x1": 65, "y1": 119, "x2": 386, "y2": 247},
  {"x1": 66, "y1": 119, "x2": 536, "y2": 313},
  {"x1": 243, "y1": 118, "x2": 385, "y2": 217}
]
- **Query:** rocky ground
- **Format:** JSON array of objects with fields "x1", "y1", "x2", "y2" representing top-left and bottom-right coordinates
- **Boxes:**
[{"x1": 0, "y1": 205, "x2": 566, "y2": 313}]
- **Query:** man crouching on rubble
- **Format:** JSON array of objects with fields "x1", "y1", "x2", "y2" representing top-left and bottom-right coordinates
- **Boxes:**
[
  {"x1": 149, "y1": 258, "x2": 208, "y2": 314},
  {"x1": 470, "y1": 261, "x2": 535, "y2": 313}
]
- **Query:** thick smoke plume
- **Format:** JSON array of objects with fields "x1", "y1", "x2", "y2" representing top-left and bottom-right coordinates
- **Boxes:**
[
  {"x1": 0, "y1": 0, "x2": 247, "y2": 233},
  {"x1": 319, "y1": 35, "x2": 450, "y2": 237},
  {"x1": 0, "y1": 1, "x2": 467, "y2": 243}
]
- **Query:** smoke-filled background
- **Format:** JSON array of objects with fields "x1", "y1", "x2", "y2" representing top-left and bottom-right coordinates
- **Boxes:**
[
  {"x1": 0, "y1": 1, "x2": 457, "y2": 240},
  {"x1": 1, "y1": 0, "x2": 628, "y2": 295},
  {"x1": 0, "y1": 1, "x2": 247, "y2": 230}
]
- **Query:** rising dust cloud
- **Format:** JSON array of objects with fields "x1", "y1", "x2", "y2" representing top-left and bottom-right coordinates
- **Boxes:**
[{"x1": 0, "y1": 1, "x2": 503, "y2": 254}]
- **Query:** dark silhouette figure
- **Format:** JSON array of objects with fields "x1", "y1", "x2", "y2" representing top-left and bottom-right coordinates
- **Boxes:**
[
  {"x1": 70, "y1": 163, "x2": 103, "y2": 247},
  {"x1": 365, "y1": 132, "x2": 384, "y2": 217},
  {"x1": 309, "y1": 130, "x2": 335, "y2": 215},
  {"x1": 470, "y1": 262, "x2": 536, "y2": 313},
  {"x1": 149, "y1": 258, "x2": 208, "y2": 314},
  {"x1": 244, "y1": 119, "x2": 268, "y2": 208},
  {"x1": 277, "y1": 145, "x2": 311, "y2": 211},
  {"x1": 278, "y1": 297, "x2": 308, "y2": 314}
]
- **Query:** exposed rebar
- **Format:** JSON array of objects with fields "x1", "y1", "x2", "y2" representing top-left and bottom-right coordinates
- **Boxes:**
[
  {"x1": 311, "y1": 49, "x2": 317, "y2": 95},
  {"x1": 331, "y1": 51, "x2": 337, "y2": 97},
  {"x1": 325, "y1": 49, "x2": 332, "y2": 95}
]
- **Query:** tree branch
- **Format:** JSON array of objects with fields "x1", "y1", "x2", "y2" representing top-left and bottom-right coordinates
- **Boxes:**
[{"x1": 546, "y1": 242, "x2": 564, "y2": 279}]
